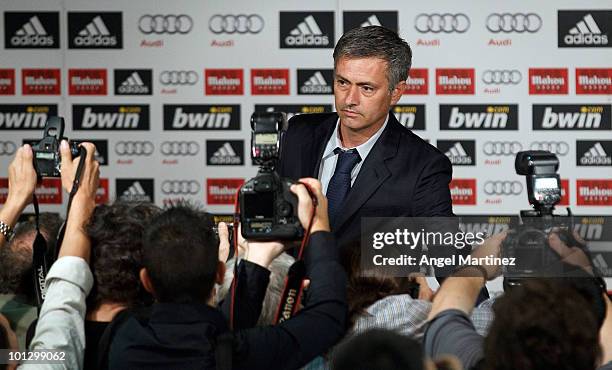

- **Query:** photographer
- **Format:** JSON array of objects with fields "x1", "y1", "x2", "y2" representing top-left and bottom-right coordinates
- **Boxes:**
[
  {"x1": 108, "y1": 178, "x2": 348, "y2": 370},
  {"x1": 424, "y1": 231, "x2": 612, "y2": 370}
]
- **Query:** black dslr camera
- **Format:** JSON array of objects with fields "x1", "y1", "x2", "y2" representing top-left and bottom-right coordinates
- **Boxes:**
[
  {"x1": 502, "y1": 151, "x2": 575, "y2": 284},
  {"x1": 31, "y1": 116, "x2": 80, "y2": 178},
  {"x1": 239, "y1": 112, "x2": 303, "y2": 240}
]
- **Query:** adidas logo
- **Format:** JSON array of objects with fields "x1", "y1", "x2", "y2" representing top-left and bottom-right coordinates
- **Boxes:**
[
  {"x1": 285, "y1": 15, "x2": 329, "y2": 46},
  {"x1": 300, "y1": 71, "x2": 332, "y2": 94},
  {"x1": 360, "y1": 15, "x2": 382, "y2": 27},
  {"x1": 210, "y1": 142, "x2": 241, "y2": 165},
  {"x1": 118, "y1": 72, "x2": 149, "y2": 94},
  {"x1": 11, "y1": 16, "x2": 53, "y2": 46},
  {"x1": 593, "y1": 254, "x2": 611, "y2": 274},
  {"x1": 444, "y1": 142, "x2": 473, "y2": 165},
  {"x1": 74, "y1": 16, "x2": 117, "y2": 46},
  {"x1": 565, "y1": 14, "x2": 608, "y2": 45},
  {"x1": 580, "y1": 142, "x2": 611, "y2": 165},
  {"x1": 120, "y1": 181, "x2": 151, "y2": 202}
]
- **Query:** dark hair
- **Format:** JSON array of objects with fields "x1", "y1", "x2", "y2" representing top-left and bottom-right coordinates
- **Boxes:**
[
  {"x1": 484, "y1": 279, "x2": 601, "y2": 370},
  {"x1": 142, "y1": 204, "x2": 219, "y2": 304},
  {"x1": 341, "y1": 241, "x2": 417, "y2": 327},
  {"x1": 86, "y1": 201, "x2": 161, "y2": 308},
  {"x1": 0, "y1": 213, "x2": 62, "y2": 295},
  {"x1": 331, "y1": 329, "x2": 424, "y2": 370},
  {"x1": 333, "y1": 25, "x2": 412, "y2": 90}
]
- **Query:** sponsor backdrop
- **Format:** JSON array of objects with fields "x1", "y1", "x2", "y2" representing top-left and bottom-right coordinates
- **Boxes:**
[{"x1": 0, "y1": 0, "x2": 611, "y2": 220}]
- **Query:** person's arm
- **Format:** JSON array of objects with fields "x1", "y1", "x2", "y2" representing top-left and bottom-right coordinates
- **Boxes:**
[
  {"x1": 233, "y1": 179, "x2": 347, "y2": 370},
  {"x1": 0, "y1": 145, "x2": 37, "y2": 248},
  {"x1": 20, "y1": 142, "x2": 99, "y2": 370},
  {"x1": 413, "y1": 153, "x2": 453, "y2": 217},
  {"x1": 599, "y1": 294, "x2": 612, "y2": 369}
]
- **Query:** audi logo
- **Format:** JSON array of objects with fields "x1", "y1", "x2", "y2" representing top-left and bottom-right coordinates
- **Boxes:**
[
  {"x1": 162, "y1": 180, "x2": 200, "y2": 195},
  {"x1": 484, "y1": 181, "x2": 523, "y2": 196},
  {"x1": 483, "y1": 141, "x2": 523, "y2": 156},
  {"x1": 0, "y1": 141, "x2": 17, "y2": 155},
  {"x1": 139, "y1": 15, "x2": 193, "y2": 34},
  {"x1": 414, "y1": 13, "x2": 470, "y2": 33},
  {"x1": 160, "y1": 71, "x2": 198, "y2": 85},
  {"x1": 482, "y1": 70, "x2": 522, "y2": 85},
  {"x1": 160, "y1": 141, "x2": 200, "y2": 156},
  {"x1": 115, "y1": 141, "x2": 154, "y2": 156},
  {"x1": 486, "y1": 13, "x2": 542, "y2": 33},
  {"x1": 530, "y1": 141, "x2": 569, "y2": 156},
  {"x1": 209, "y1": 14, "x2": 264, "y2": 34}
]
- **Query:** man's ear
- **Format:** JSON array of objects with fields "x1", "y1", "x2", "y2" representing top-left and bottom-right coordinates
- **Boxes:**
[
  {"x1": 140, "y1": 268, "x2": 157, "y2": 297},
  {"x1": 216, "y1": 261, "x2": 226, "y2": 285},
  {"x1": 390, "y1": 81, "x2": 406, "y2": 105}
]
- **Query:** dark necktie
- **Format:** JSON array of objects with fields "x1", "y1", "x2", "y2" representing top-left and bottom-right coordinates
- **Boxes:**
[{"x1": 326, "y1": 148, "x2": 361, "y2": 224}]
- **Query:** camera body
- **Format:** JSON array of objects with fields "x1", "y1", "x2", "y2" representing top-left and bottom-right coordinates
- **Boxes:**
[
  {"x1": 31, "y1": 116, "x2": 80, "y2": 178},
  {"x1": 239, "y1": 112, "x2": 303, "y2": 240},
  {"x1": 502, "y1": 150, "x2": 572, "y2": 282}
]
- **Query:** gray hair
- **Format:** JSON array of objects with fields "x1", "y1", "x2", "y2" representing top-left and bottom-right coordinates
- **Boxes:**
[
  {"x1": 333, "y1": 26, "x2": 412, "y2": 91},
  {"x1": 216, "y1": 252, "x2": 295, "y2": 325}
]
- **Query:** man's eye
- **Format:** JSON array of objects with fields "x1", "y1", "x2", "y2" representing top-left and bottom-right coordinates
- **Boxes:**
[
  {"x1": 337, "y1": 80, "x2": 347, "y2": 86},
  {"x1": 362, "y1": 86, "x2": 373, "y2": 92}
]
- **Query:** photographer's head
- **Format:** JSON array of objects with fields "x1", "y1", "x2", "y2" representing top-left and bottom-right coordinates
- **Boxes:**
[
  {"x1": 485, "y1": 279, "x2": 601, "y2": 370},
  {"x1": 140, "y1": 204, "x2": 223, "y2": 304},
  {"x1": 87, "y1": 201, "x2": 161, "y2": 309}
]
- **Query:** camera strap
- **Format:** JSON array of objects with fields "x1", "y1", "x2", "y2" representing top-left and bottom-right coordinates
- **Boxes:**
[{"x1": 31, "y1": 146, "x2": 88, "y2": 310}]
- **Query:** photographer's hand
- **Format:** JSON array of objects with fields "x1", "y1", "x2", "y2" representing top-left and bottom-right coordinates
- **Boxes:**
[
  {"x1": 58, "y1": 141, "x2": 100, "y2": 262},
  {"x1": 468, "y1": 231, "x2": 508, "y2": 280},
  {"x1": 290, "y1": 178, "x2": 330, "y2": 233},
  {"x1": 217, "y1": 222, "x2": 231, "y2": 263},
  {"x1": 548, "y1": 231, "x2": 593, "y2": 274},
  {"x1": 0, "y1": 144, "x2": 38, "y2": 247}
]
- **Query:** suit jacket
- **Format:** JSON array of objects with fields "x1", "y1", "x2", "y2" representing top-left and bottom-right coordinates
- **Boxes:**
[{"x1": 278, "y1": 112, "x2": 454, "y2": 249}]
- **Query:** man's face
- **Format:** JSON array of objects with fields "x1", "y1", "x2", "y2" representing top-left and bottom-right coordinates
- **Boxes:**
[{"x1": 334, "y1": 56, "x2": 404, "y2": 135}]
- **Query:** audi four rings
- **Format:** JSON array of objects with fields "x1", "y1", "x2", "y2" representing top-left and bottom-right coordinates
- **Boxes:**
[
  {"x1": 484, "y1": 181, "x2": 523, "y2": 195},
  {"x1": 162, "y1": 180, "x2": 200, "y2": 195},
  {"x1": 414, "y1": 13, "x2": 470, "y2": 33},
  {"x1": 486, "y1": 13, "x2": 542, "y2": 33},
  {"x1": 160, "y1": 71, "x2": 198, "y2": 85},
  {"x1": 139, "y1": 15, "x2": 193, "y2": 34},
  {"x1": 483, "y1": 141, "x2": 523, "y2": 156},
  {"x1": 482, "y1": 70, "x2": 522, "y2": 84},
  {"x1": 208, "y1": 14, "x2": 264, "y2": 34},
  {"x1": 0, "y1": 141, "x2": 17, "y2": 155},
  {"x1": 160, "y1": 141, "x2": 200, "y2": 156},
  {"x1": 115, "y1": 141, "x2": 155, "y2": 156},
  {"x1": 530, "y1": 141, "x2": 570, "y2": 156}
]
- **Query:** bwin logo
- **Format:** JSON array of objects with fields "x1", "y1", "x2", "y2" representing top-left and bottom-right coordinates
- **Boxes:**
[
  {"x1": 12, "y1": 16, "x2": 53, "y2": 46},
  {"x1": 0, "y1": 111, "x2": 49, "y2": 129},
  {"x1": 541, "y1": 107, "x2": 602, "y2": 129},
  {"x1": 172, "y1": 108, "x2": 231, "y2": 129},
  {"x1": 82, "y1": 108, "x2": 140, "y2": 129},
  {"x1": 285, "y1": 15, "x2": 329, "y2": 46},
  {"x1": 75, "y1": 16, "x2": 117, "y2": 46},
  {"x1": 448, "y1": 107, "x2": 509, "y2": 129}
]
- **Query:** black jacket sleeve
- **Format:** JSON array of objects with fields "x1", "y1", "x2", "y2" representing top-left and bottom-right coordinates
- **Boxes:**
[
  {"x1": 233, "y1": 231, "x2": 348, "y2": 370},
  {"x1": 219, "y1": 260, "x2": 271, "y2": 330},
  {"x1": 412, "y1": 153, "x2": 454, "y2": 217}
]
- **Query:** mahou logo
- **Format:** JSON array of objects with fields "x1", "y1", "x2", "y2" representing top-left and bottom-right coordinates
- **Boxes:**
[
  {"x1": 69, "y1": 69, "x2": 107, "y2": 95},
  {"x1": 205, "y1": 69, "x2": 244, "y2": 95},
  {"x1": 529, "y1": 68, "x2": 568, "y2": 94},
  {"x1": 576, "y1": 68, "x2": 612, "y2": 94},
  {"x1": 0, "y1": 69, "x2": 15, "y2": 95},
  {"x1": 560, "y1": 179, "x2": 570, "y2": 206},
  {"x1": 404, "y1": 68, "x2": 428, "y2": 95},
  {"x1": 22, "y1": 69, "x2": 60, "y2": 95},
  {"x1": 450, "y1": 179, "x2": 477, "y2": 205},
  {"x1": 207, "y1": 178, "x2": 244, "y2": 205},
  {"x1": 96, "y1": 178, "x2": 109, "y2": 204},
  {"x1": 436, "y1": 68, "x2": 474, "y2": 94},
  {"x1": 251, "y1": 69, "x2": 289, "y2": 95},
  {"x1": 577, "y1": 179, "x2": 612, "y2": 206}
]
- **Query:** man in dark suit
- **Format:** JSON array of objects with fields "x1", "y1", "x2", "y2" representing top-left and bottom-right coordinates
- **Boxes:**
[{"x1": 278, "y1": 26, "x2": 454, "y2": 250}]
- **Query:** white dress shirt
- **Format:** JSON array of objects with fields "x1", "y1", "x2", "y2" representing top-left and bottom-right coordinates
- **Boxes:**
[{"x1": 319, "y1": 114, "x2": 389, "y2": 195}]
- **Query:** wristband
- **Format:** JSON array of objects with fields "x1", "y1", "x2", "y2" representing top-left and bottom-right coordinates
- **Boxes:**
[
  {"x1": 0, "y1": 220, "x2": 15, "y2": 240},
  {"x1": 453, "y1": 264, "x2": 488, "y2": 281}
]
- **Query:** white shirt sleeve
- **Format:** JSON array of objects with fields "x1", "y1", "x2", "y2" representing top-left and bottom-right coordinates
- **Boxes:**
[{"x1": 19, "y1": 256, "x2": 93, "y2": 370}]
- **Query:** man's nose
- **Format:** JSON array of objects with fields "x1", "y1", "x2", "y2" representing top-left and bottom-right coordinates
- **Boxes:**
[{"x1": 345, "y1": 85, "x2": 360, "y2": 106}]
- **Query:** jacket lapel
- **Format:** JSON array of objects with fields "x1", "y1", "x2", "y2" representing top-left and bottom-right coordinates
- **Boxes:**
[
  {"x1": 311, "y1": 114, "x2": 338, "y2": 177},
  {"x1": 331, "y1": 113, "x2": 401, "y2": 231}
]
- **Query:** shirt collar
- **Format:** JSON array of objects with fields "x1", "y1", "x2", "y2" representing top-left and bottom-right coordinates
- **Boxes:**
[{"x1": 322, "y1": 113, "x2": 389, "y2": 159}]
